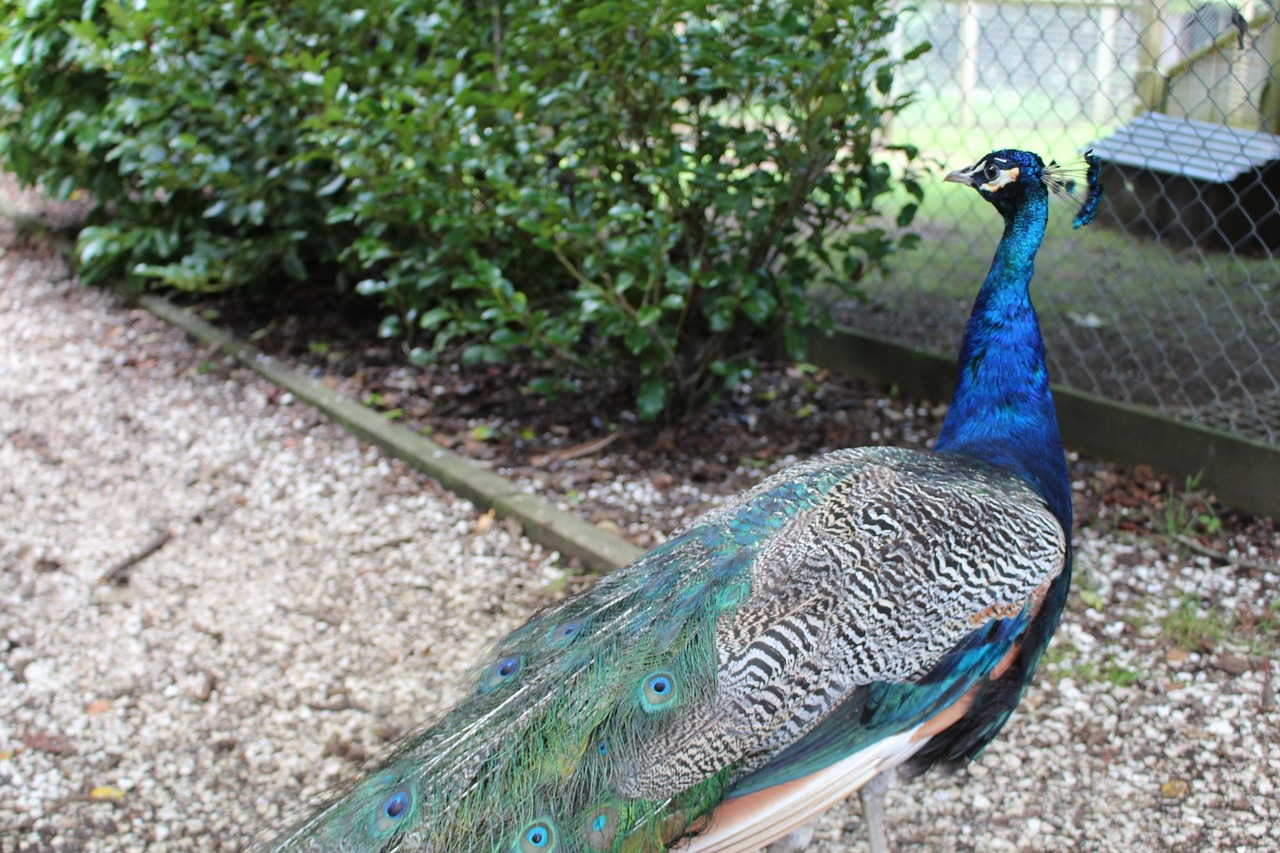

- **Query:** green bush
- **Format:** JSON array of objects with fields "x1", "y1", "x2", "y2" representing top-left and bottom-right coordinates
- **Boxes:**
[
  {"x1": 0, "y1": 0, "x2": 926, "y2": 419},
  {"x1": 0, "y1": 1, "x2": 363, "y2": 289},
  {"x1": 0, "y1": 0, "x2": 115, "y2": 205}
]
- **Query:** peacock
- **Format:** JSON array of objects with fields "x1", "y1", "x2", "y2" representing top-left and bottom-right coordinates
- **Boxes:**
[{"x1": 259, "y1": 147, "x2": 1104, "y2": 853}]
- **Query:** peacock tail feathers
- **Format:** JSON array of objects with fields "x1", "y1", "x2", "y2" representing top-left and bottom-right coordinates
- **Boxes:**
[{"x1": 264, "y1": 447, "x2": 1067, "y2": 852}]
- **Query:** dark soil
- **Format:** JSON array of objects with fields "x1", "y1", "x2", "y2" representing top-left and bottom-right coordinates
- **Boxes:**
[{"x1": 187, "y1": 285, "x2": 1278, "y2": 568}]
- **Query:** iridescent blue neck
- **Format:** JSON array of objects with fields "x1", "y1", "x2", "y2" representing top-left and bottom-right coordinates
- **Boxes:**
[{"x1": 933, "y1": 191, "x2": 1072, "y2": 531}]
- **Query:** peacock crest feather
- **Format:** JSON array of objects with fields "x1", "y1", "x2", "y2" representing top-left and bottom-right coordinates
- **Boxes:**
[
  {"x1": 259, "y1": 149, "x2": 1103, "y2": 852},
  {"x1": 1043, "y1": 148, "x2": 1105, "y2": 228}
]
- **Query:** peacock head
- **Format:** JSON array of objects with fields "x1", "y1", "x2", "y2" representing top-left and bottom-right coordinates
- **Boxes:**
[{"x1": 946, "y1": 148, "x2": 1103, "y2": 229}]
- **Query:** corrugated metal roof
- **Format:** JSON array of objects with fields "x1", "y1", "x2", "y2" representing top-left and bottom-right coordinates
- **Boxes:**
[{"x1": 1090, "y1": 111, "x2": 1280, "y2": 183}]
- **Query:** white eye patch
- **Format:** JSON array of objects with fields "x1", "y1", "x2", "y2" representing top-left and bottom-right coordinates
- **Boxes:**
[{"x1": 979, "y1": 165, "x2": 1020, "y2": 193}]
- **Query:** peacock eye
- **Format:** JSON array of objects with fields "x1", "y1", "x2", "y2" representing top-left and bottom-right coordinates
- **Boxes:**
[
  {"x1": 480, "y1": 654, "x2": 525, "y2": 693},
  {"x1": 984, "y1": 163, "x2": 1000, "y2": 180},
  {"x1": 372, "y1": 786, "x2": 415, "y2": 834},
  {"x1": 639, "y1": 671, "x2": 679, "y2": 710},
  {"x1": 547, "y1": 619, "x2": 583, "y2": 646},
  {"x1": 384, "y1": 791, "x2": 409, "y2": 819},
  {"x1": 517, "y1": 819, "x2": 558, "y2": 852},
  {"x1": 583, "y1": 804, "x2": 621, "y2": 850}
]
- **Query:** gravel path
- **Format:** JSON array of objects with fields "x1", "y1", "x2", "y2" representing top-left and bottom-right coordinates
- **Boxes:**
[
  {"x1": 1, "y1": 250, "x2": 556, "y2": 850},
  {"x1": 2, "y1": 242, "x2": 1277, "y2": 851}
]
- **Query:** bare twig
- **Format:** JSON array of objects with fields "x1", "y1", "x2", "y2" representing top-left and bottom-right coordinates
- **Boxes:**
[
  {"x1": 306, "y1": 693, "x2": 366, "y2": 713},
  {"x1": 529, "y1": 432, "x2": 620, "y2": 468},
  {"x1": 1261, "y1": 660, "x2": 1275, "y2": 713},
  {"x1": 98, "y1": 530, "x2": 172, "y2": 586},
  {"x1": 350, "y1": 536, "x2": 415, "y2": 556},
  {"x1": 1172, "y1": 534, "x2": 1277, "y2": 574},
  {"x1": 281, "y1": 604, "x2": 346, "y2": 626},
  {"x1": 0, "y1": 818, "x2": 38, "y2": 836}
]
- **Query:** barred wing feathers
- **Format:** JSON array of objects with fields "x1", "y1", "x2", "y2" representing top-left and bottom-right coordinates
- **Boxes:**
[{"x1": 266, "y1": 446, "x2": 1066, "y2": 852}]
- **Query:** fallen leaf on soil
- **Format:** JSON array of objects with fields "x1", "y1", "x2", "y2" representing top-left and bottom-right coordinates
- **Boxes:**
[
  {"x1": 89, "y1": 786, "x2": 126, "y2": 802},
  {"x1": 1214, "y1": 653, "x2": 1250, "y2": 676},
  {"x1": 1160, "y1": 778, "x2": 1190, "y2": 798},
  {"x1": 20, "y1": 731, "x2": 75, "y2": 756}
]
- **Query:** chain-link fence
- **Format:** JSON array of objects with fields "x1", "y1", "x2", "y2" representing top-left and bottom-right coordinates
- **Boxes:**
[{"x1": 839, "y1": 0, "x2": 1280, "y2": 446}]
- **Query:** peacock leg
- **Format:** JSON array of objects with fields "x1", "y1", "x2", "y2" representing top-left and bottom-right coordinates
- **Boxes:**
[{"x1": 859, "y1": 767, "x2": 896, "y2": 853}]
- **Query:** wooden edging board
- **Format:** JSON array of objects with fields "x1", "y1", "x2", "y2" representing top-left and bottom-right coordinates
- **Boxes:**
[{"x1": 140, "y1": 296, "x2": 644, "y2": 573}]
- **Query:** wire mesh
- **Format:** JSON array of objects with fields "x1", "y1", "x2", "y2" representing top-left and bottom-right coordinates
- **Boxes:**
[{"x1": 841, "y1": 0, "x2": 1280, "y2": 446}]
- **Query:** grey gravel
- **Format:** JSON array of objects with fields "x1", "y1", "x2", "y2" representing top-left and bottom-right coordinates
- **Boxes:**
[
  {"x1": 1, "y1": 251, "x2": 556, "y2": 850},
  {"x1": 2, "y1": 239, "x2": 1277, "y2": 852}
]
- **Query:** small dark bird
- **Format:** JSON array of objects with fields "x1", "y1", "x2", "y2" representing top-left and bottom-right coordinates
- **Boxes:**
[
  {"x1": 1229, "y1": 5, "x2": 1247, "y2": 49},
  {"x1": 260, "y1": 148, "x2": 1104, "y2": 852}
]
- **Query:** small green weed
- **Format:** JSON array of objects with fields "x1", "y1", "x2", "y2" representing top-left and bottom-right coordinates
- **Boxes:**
[
  {"x1": 1078, "y1": 588, "x2": 1105, "y2": 611},
  {"x1": 1071, "y1": 570, "x2": 1106, "y2": 611},
  {"x1": 1075, "y1": 658, "x2": 1143, "y2": 688},
  {"x1": 1044, "y1": 642, "x2": 1143, "y2": 687},
  {"x1": 754, "y1": 388, "x2": 780, "y2": 404},
  {"x1": 1161, "y1": 594, "x2": 1231, "y2": 652},
  {"x1": 1157, "y1": 594, "x2": 1280, "y2": 658},
  {"x1": 1237, "y1": 596, "x2": 1280, "y2": 657},
  {"x1": 1259, "y1": 598, "x2": 1280, "y2": 635},
  {"x1": 1163, "y1": 472, "x2": 1222, "y2": 539},
  {"x1": 1043, "y1": 640, "x2": 1075, "y2": 670}
]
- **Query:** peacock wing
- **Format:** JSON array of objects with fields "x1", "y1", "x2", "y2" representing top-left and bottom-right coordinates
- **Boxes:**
[
  {"x1": 262, "y1": 446, "x2": 1065, "y2": 853},
  {"x1": 637, "y1": 446, "x2": 1068, "y2": 850}
]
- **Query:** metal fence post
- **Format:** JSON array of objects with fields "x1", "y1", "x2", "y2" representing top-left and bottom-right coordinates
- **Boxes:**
[{"x1": 1137, "y1": 0, "x2": 1170, "y2": 113}]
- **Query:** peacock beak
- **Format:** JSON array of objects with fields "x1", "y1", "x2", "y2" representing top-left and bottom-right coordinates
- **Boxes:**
[{"x1": 945, "y1": 166, "x2": 978, "y2": 186}]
